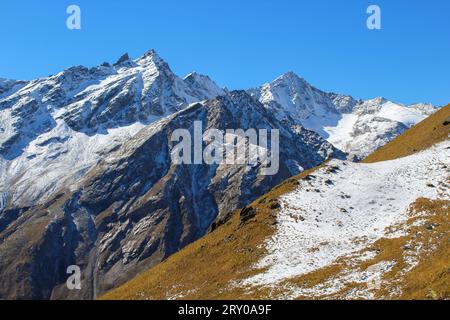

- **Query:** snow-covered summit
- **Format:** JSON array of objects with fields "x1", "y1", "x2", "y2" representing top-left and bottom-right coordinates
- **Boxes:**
[
  {"x1": 0, "y1": 50, "x2": 226, "y2": 207},
  {"x1": 183, "y1": 72, "x2": 226, "y2": 99},
  {"x1": 250, "y1": 72, "x2": 437, "y2": 160}
]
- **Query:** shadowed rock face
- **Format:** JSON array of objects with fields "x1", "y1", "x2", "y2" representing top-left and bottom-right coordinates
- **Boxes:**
[{"x1": 0, "y1": 91, "x2": 342, "y2": 299}]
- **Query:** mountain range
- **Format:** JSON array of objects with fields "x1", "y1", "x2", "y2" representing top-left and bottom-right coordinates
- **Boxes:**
[
  {"x1": 103, "y1": 104, "x2": 450, "y2": 300},
  {"x1": 249, "y1": 72, "x2": 436, "y2": 160},
  {"x1": 0, "y1": 50, "x2": 443, "y2": 299}
]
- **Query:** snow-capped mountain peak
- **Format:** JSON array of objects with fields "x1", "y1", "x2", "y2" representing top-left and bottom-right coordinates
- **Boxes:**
[
  {"x1": 250, "y1": 72, "x2": 339, "y2": 126},
  {"x1": 274, "y1": 71, "x2": 308, "y2": 85},
  {"x1": 251, "y1": 71, "x2": 437, "y2": 160},
  {"x1": 0, "y1": 50, "x2": 226, "y2": 207},
  {"x1": 135, "y1": 48, "x2": 163, "y2": 65}
]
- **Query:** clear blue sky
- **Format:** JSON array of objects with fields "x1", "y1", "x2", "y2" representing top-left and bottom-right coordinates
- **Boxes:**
[{"x1": 0, "y1": 0, "x2": 449, "y2": 105}]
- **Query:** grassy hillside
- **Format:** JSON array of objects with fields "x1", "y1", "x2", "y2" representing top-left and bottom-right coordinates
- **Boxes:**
[
  {"x1": 102, "y1": 105, "x2": 449, "y2": 300},
  {"x1": 364, "y1": 104, "x2": 450, "y2": 163}
]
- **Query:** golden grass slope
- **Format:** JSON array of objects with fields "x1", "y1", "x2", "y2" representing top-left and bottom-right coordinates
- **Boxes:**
[{"x1": 102, "y1": 104, "x2": 449, "y2": 300}]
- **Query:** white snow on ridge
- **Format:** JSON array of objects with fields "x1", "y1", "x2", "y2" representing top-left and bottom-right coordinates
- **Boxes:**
[
  {"x1": 302, "y1": 99, "x2": 434, "y2": 159},
  {"x1": 376, "y1": 101, "x2": 428, "y2": 126},
  {"x1": 244, "y1": 140, "x2": 450, "y2": 286},
  {"x1": 183, "y1": 72, "x2": 226, "y2": 99},
  {"x1": 322, "y1": 114, "x2": 358, "y2": 151},
  {"x1": 2, "y1": 119, "x2": 146, "y2": 207},
  {"x1": 251, "y1": 72, "x2": 437, "y2": 160}
]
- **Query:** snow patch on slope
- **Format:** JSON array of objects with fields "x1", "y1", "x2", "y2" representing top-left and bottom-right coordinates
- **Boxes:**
[
  {"x1": 322, "y1": 114, "x2": 358, "y2": 151},
  {"x1": 376, "y1": 101, "x2": 427, "y2": 126},
  {"x1": 244, "y1": 140, "x2": 450, "y2": 287},
  {"x1": 283, "y1": 259, "x2": 396, "y2": 300}
]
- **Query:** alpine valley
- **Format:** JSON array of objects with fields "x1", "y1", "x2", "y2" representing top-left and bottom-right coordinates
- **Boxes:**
[{"x1": 0, "y1": 50, "x2": 446, "y2": 300}]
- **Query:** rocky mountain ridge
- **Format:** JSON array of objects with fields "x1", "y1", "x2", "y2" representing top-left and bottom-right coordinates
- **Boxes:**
[
  {"x1": 249, "y1": 72, "x2": 436, "y2": 160},
  {"x1": 0, "y1": 83, "x2": 340, "y2": 299}
]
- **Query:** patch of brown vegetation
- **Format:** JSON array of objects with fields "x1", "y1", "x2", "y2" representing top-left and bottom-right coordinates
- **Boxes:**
[
  {"x1": 363, "y1": 104, "x2": 450, "y2": 163},
  {"x1": 383, "y1": 198, "x2": 449, "y2": 300}
]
